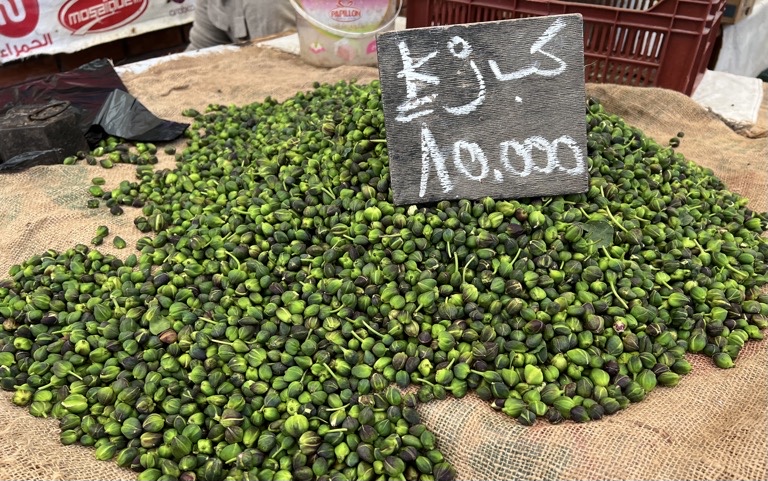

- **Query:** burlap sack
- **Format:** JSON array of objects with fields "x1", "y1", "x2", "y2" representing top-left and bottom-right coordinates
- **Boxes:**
[{"x1": 0, "y1": 46, "x2": 766, "y2": 480}]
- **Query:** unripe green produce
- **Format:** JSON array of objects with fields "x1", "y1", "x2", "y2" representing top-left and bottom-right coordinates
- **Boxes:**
[
  {"x1": 657, "y1": 371, "x2": 681, "y2": 387},
  {"x1": 524, "y1": 365, "x2": 543, "y2": 385},
  {"x1": 713, "y1": 352, "x2": 734, "y2": 369},
  {"x1": 0, "y1": 80, "x2": 766, "y2": 481},
  {"x1": 636, "y1": 369, "x2": 658, "y2": 393},
  {"x1": 284, "y1": 414, "x2": 309, "y2": 438}
]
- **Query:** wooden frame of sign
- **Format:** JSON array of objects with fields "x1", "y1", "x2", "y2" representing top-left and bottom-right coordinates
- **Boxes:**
[{"x1": 376, "y1": 14, "x2": 590, "y2": 206}]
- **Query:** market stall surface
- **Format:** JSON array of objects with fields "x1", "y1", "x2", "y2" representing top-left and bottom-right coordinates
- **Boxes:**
[{"x1": 0, "y1": 45, "x2": 766, "y2": 481}]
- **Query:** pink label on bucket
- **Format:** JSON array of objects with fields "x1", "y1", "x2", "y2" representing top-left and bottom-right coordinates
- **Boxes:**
[
  {"x1": 330, "y1": 1, "x2": 361, "y2": 22},
  {"x1": 301, "y1": 0, "x2": 390, "y2": 30},
  {"x1": 366, "y1": 39, "x2": 377, "y2": 55}
]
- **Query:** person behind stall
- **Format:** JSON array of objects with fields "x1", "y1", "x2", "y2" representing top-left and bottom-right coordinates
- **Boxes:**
[{"x1": 186, "y1": 0, "x2": 296, "y2": 51}]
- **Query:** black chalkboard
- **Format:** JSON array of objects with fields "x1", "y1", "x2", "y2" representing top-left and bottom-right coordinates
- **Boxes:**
[{"x1": 376, "y1": 14, "x2": 590, "y2": 206}]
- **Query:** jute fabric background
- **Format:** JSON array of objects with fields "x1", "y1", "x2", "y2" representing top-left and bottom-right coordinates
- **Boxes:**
[{"x1": 0, "y1": 46, "x2": 766, "y2": 480}]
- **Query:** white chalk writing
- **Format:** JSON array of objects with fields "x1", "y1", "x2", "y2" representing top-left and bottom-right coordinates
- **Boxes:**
[
  {"x1": 453, "y1": 140, "x2": 489, "y2": 181},
  {"x1": 489, "y1": 17, "x2": 567, "y2": 80},
  {"x1": 381, "y1": 14, "x2": 587, "y2": 204},
  {"x1": 420, "y1": 123, "x2": 453, "y2": 197},
  {"x1": 419, "y1": 125, "x2": 584, "y2": 198},
  {"x1": 396, "y1": 41, "x2": 439, "y2": 123},
  {"x1": 443, "y1": 36, "x2": 486, "y2": 116},
  {"x1": 395, "y1": 18, "x2": 567, "y2": 124}
]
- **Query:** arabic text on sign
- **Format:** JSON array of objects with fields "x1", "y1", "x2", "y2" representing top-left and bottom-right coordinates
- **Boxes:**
[{"x1": 395, "y1": 18, "x2": 567, "y2": 126}]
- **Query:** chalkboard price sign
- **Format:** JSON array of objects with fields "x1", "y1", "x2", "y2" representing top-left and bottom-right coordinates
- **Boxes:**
[{"x1": 376, "y1": 14, "x2": 589, "y2": 205}]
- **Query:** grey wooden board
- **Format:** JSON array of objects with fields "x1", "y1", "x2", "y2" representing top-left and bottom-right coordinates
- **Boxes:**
[{"x1": 376, "y1": 14, "x2": 590, "y2": 206}]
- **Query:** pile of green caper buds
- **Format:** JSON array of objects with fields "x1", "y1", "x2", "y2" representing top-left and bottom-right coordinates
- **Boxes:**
[{"x1": 2, "y1": 80, "x2": 767, "y2": 481}]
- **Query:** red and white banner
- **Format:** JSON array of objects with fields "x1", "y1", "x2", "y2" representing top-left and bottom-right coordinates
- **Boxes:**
[{"x1": 1, "y1": 0, "x2": 195, "y2": 64}]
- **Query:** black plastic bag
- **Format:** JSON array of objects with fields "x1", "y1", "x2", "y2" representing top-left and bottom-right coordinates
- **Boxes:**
[
  {"x1": 0, "y1": 101, "x2": 90, "y2": 171},
  {"x1": 91, "y1": 89, "x2": 188, "y2": 142},
  {"x1": 0, "y1": 58, "x2": 188, "y2": 169}
]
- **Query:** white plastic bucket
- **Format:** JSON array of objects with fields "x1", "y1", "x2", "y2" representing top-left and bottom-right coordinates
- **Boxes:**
[{"x1": 289, "y1": 0, "x2": 402, "y2": 67}]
